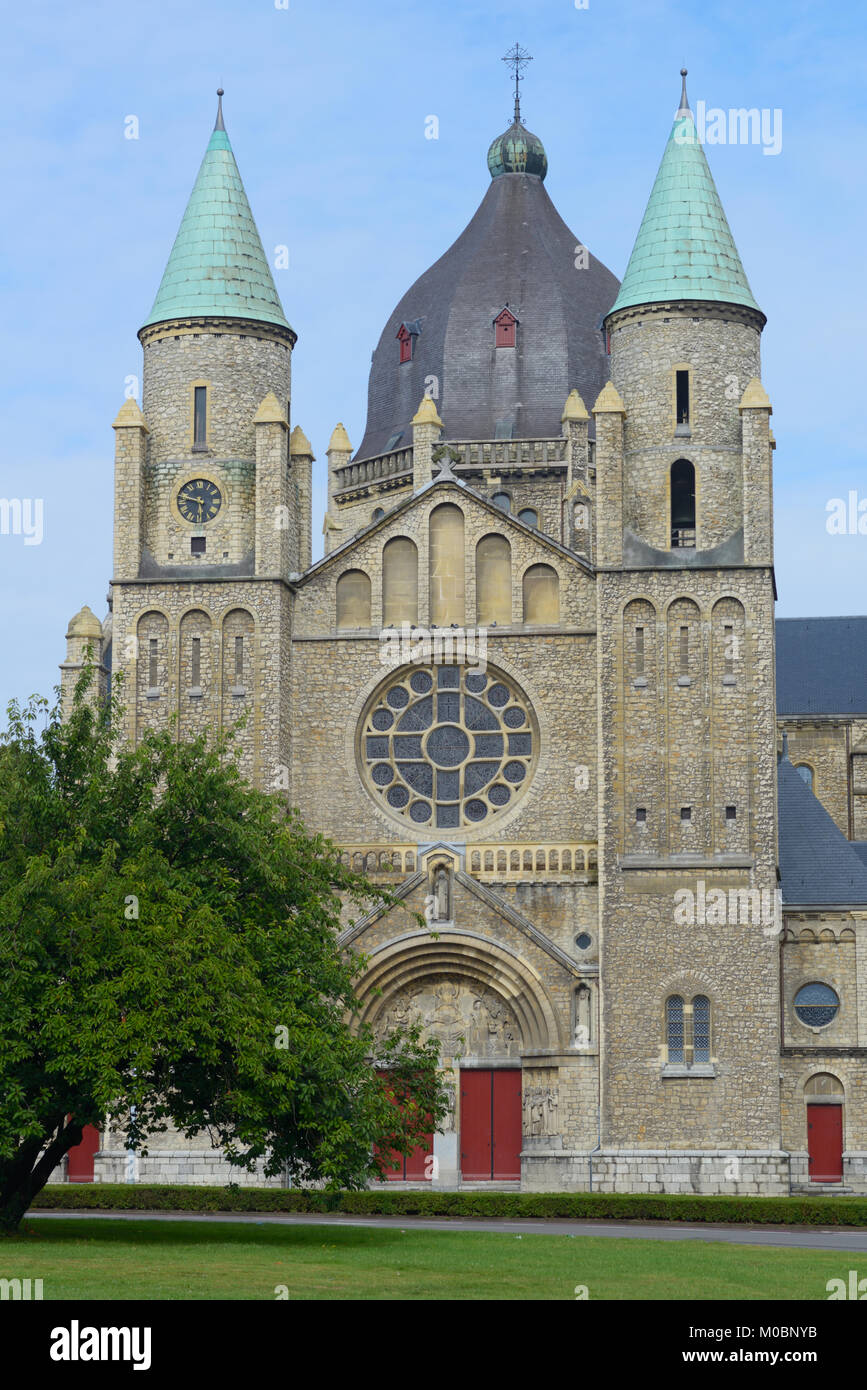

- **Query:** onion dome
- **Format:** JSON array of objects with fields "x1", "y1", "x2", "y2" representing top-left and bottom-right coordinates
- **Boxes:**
[{"x1": 487, "y1": 121, "x2": 548, "y2": 180}]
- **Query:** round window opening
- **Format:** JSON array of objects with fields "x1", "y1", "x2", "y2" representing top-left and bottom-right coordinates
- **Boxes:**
[
  {"x1": 794, "y1": 982, "x2": 839, "y2": 1028},
  {"x1": 575, "y1": 932, "x2": 592, "y2": 950},
  {"x1": 360, "y1": 663, "x2": 536, "y2": 831}
]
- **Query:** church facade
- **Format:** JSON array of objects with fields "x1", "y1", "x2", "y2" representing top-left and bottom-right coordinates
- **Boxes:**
[{"x1": 59, "y1": 75, "x2": 867, "y2": 1194}]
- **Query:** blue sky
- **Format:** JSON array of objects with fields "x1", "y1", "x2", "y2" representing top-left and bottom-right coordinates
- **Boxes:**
[{"x1": 1, "y1": 0, "x2": 865, "y2": 709}]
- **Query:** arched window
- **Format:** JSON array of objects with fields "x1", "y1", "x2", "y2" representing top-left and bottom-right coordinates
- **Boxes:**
[
  {"x1": 666, "y1": 994, "x2": 711, "y2": 1067},
  {"x1": 371, "y1": 507, "x2": 385, "y2": 523},
  {"x1": 382, "y1": 538, "x2": 418, "y2": 626},
  {"x1": 476, "y1": 535, "x2": 511, "y2": 626},
  {"x1": 693, "y1": 995, "x2": 710, "y2": 1063},
  {"x1": 518, "y1": 507, "x2": 538, "y2": 528},
  {"x1": 670, "y1": 459, "x2": 696, "y2": 548},
  {"x1": 491, "y1": 492, "x2": 511, "y2": 512},
  {"x1": 429, "y1": 504, "x2": 465, "y2": 625},
  {"x1": 523, "y1": 564, "x2": 559, "y2": 625},
  {"x1": 666, "y1": 996, "x2": 685, "y2": 1064},
  {"x1": 795, "y1": 763, "x2": 814, "y2": 790},
  {"x1": 336, "y1": 569, "x2": 371, "y2": 629},
  {"x1": 804, "y1": 1072, "x2": 844, "y2": 1098},
  {"x1": 794, "y1": 983, "x2": 839, "y2": 1028}
]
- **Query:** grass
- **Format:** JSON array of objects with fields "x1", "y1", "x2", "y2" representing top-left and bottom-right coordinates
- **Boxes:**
[{"x1": 0, "y1": 1218, "x2": 854, "y2": 1300}]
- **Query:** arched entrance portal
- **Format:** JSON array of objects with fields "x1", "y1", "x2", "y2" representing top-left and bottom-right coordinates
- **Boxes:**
[{"x1": 357, "y1": 931, "x2": 560, "y2": 1186}]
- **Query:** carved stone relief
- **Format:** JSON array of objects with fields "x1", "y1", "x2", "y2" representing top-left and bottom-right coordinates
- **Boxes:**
[
  {"x1": 524, "y1": 1085, "x2": 559, "y2": 1136},
  {"x1": 375, "y1": 974, "x2": 522, "y2": 1060}
]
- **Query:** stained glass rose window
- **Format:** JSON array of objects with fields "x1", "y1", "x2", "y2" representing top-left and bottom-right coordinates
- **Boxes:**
[{"x1": 360, "y1": 664, "x2": 535, "y2": 831}]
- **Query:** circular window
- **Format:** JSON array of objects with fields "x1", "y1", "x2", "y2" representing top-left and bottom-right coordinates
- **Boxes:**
[
  {"x1": 360, "y1": 663, "x2": 536, "y2": 831},
  {"x1": 794, "y1": 982, "x2": 839, "y2": 1028},
  {"x1": 575, "y1": 932, "x2": 592, "y2": 950}
]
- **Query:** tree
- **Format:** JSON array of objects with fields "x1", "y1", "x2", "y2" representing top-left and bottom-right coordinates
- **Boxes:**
[{"x1": 0, "y1": 670, "x2": 445, "y2": 1232}]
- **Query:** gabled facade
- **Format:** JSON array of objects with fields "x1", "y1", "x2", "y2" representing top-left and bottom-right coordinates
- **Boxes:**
[{"x1": 60, "y1": 77, "x2": 867, "y2": 1193}]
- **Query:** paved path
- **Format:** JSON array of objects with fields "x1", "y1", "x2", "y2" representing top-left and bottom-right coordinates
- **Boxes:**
[{"x1": 30, "y1": 1209, "x2": 867, "y2": 1252}]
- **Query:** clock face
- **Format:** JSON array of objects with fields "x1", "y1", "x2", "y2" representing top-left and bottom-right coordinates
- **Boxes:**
[{"x1": 177, "y1": 478, "x2": 222, "y2": 524}]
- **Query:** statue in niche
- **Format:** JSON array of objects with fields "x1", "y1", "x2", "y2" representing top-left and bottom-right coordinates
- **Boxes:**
[
  {"x1": 430, "y1": 864, "x2": 452, "y2": 922},
  {"x1": 574, "y1": 984, "x2": 592, "y2": 1048},
  {"x1": 440, "y1": 1082, "x2": 457, "y2": 1132}
]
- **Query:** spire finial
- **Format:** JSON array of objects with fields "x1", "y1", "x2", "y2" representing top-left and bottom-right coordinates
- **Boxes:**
[
  {"x1": 215, "y1": 87, "x2": 225, "y2": 132},
  {"x1": 677, "y1": 67, "x2": 691, "y2": 116},
  {"x1": 502, "y1": 42, "x2": 532, "y2": 124}
]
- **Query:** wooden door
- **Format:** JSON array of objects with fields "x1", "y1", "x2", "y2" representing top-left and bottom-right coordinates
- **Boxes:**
[
  {"x1": 460, "y1": 1070, "x2": 521, "y2": 1180},
  {"x1": 66, "y1": 1124, "x2": 100, "y2": 1183},
  {"x1": 374, "y1": 1070, "x2": 433, "y2": 1181},
  {"x1": 460, "y1": 1070, "x2": 492, "y2": 1179},
  {"x1": 807, "y1": 1104, "x2": 843, "y2": 1182},
  {"x1": 492, "y1": 1070, "x2": 522, "y2": 1179}
]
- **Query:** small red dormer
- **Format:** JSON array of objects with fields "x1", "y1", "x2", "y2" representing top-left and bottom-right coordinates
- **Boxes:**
[
  {"x1": 397, "y1": 320, "x2": 422, "y2": 364},
  {"x1": 493, "y1": 306, "x2": 518, "y2": 348}
]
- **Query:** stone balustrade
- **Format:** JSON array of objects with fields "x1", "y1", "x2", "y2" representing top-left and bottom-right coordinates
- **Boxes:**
[
  {"x1": 447, "y1": 438, "x2": 568, "y2": 471},
  {"x1": 338, "y1": 842, "x2": 598, "y2": 883},
  {"x1": 333, "y1": 447, "x2": 414, "y2": 498},
  {"x1": 468, "y1": 843, "x2": 598, "y2": 881}
]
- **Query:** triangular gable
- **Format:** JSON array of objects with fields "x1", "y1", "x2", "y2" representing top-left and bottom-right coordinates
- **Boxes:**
[
  {"x1": 296, "y1": 474, "x2": 595, "y2": 585},
  {"x1": 338, "y1": 866, "x2": 581, "y2": 976}
]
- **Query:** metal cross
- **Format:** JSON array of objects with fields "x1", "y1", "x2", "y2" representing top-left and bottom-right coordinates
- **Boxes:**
[{"x1": 502, "y1": 42, "x2": 532, "y2": 124}]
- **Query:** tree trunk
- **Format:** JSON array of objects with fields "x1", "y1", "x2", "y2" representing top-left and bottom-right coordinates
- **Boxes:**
[{"x1": 0, "y1": 1118, "x2": 83, "y2": 1233}]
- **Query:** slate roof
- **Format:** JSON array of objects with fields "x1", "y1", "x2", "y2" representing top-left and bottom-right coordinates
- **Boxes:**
[
  {"x1": 142, "y1": 101, "x2": 290, "y2": 332},
  {"x1": 777, "y1": 751, "x2": 867, "y2": 906},
  {"x1": 354, "y1": 130, "x2": 619, "y2": 461},
  {"x1": 609, "y1": 74, "x2": 761, "y2": 317},
  {"x1": 775, "y1": 617, "x2": 867, "y2": 716}
]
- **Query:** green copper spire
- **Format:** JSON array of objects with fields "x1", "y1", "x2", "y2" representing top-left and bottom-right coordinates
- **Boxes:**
[
  {"x1": 142, "y1": 91, "x2": 291, "y2": 332},
  {"x1": 609, "y1": 70, "x2": 761, "y2": 316}
]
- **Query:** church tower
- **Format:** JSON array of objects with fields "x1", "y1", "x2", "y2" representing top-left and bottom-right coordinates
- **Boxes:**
[
  {"x1": 109, "y1": 92, "x2": 305, "y2": 789},
  {"x1": 594, "y1": 72, "x2": 782, "y2": 1189}
]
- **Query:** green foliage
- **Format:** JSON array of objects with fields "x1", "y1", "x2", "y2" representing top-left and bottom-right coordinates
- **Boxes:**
[
  {"x1": 0, "y1": 671, "x2": 445, "y2": 1230},
  {"x1": 33, "y1": 1183, "x2": 867, "y2": 1227}
]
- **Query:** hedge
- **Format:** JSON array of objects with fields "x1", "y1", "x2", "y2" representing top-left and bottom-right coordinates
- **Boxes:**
[{"x1": 30, "y1": 1185, "x2": 867, "y2": 1227}]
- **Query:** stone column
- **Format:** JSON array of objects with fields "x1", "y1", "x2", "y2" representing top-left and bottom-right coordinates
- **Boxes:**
[
  {"x1": 592, "y1": 382, "x2": 626, "y2": 568},
  {"x1": 254, "y1": 391, "x2": 290, "y2": 576},
  {"x1": 411, "y1": 394, "x2": 444, "y2": 489},
  {"x1": 112, "y1": 397, "x2": 148, "y2": 581},
  {"x1": 289, "y1": 425, "x2": 315, "y2": 574},
  {"x1": 739, "y1": 377, "x2": 773, "y2": 566}
]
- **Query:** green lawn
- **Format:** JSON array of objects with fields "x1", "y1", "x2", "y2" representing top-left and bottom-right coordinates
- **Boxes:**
[{"x1": 0, "y1": 1218, "x2": 853, "y2": 1299}]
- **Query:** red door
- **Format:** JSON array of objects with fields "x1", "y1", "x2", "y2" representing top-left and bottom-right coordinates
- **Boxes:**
[
  {"x1": 460, "y1": 1070, "x2": 492, "y2": 1179},
  {"x1": 493, "y1": 1070, "x2": 522, "y2": 1179},
  {"x1": 807, "y1": 1104, "x2": 843, "y2": 1183},
  {"x1": 460, "y1": 1070, "x2": 521, "y2": 1180},
  {"x1": 374, "y1": 1071, "x2": 433, "y2": 1181},
  {"x1": 66, "y1": 1124, "x2": 100, "y2": 1183}
]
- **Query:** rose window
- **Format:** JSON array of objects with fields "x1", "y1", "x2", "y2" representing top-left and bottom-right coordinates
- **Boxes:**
[{"x1": 360, "y1": 664, "x2": 535, "y2": 831}]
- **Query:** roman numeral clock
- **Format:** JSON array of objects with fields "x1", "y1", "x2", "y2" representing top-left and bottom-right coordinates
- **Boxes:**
[{"x1": 177, "y1": 478, "x2": 222, "y2": 525}]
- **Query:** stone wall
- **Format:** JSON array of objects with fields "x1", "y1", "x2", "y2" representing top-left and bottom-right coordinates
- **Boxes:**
[{"x1": 607, "y1": 302, "x2": 763, "y2": 551}]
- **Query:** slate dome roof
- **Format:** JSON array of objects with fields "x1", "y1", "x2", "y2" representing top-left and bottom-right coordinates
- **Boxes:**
[{"x1": 354, "y1": 121, "x2": 619, "y2": 461}]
